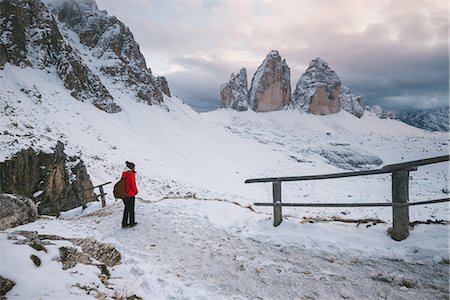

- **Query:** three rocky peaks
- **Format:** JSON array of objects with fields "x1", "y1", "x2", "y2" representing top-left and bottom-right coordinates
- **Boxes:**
[{"x1": 220, "y1": 50, "x2": 366, "y2": 118}]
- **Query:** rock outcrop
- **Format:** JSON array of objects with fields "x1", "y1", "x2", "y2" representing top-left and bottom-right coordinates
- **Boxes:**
[
  {"x1": 220, "y1": 68, "x2": 249, "y2": 111},
  {"x1": 367, "y1": 105, "x2": 397, "y2": 119},
  {"x1": 0, "y1": 142, "x2": 95, "y2": 216},
  {"x1": 48, "y1": 0, "x2": 164, "y2": 105},
  {"x1": 0, "y1": 194, "x2": 38, "y2": 230},
  {"x1": 340, "y1": 86, "x2": 364, "y2": 118},
  {"x1": 292, "y1": 58, "x2": 341, "y2": 115},
  {"x1": 0, "y1": 0, "x2": 170, "y2": 110},
  {"x1": 249, "y1": 50, "x2": 291, "y2": 112},
  {"x1": 156, "y1": 76, "x2": 171, "y2": 97},
  {"x1": 293, "y1": 57, "x2": 365, "y2": 117},
  {"x1": 0, "y1": 0, "x2": 120, "y2": 113}
]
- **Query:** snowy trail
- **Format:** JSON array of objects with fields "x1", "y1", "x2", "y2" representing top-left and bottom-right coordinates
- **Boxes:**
[{"x1": 56, "y1": 199, "x2": 449, "y2": 299}]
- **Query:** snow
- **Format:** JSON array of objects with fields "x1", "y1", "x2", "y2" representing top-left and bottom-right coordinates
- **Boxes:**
[{"x1": 1, "y1": 55, "x2": 449, "y2": 298}]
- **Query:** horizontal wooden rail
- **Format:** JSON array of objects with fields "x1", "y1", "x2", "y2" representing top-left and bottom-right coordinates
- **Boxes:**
[
  {"x1": 382, "y1": 155, "x2": 450, "y2": 171},
  {"x1": 254, "y1": 198, "x2": 450, "y2": 208},
  {"x1": 244, "y1": 155, "x2": 450, "y2": 184}
]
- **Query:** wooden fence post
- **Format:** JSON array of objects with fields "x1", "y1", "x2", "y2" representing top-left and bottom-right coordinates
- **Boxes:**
[
  {"x1": 391, "y1": 170, "x2": 410, "y2": 241},
  {"x1": 98, "y1": 185, "x2": 106, "y2": 207},
  {"x1": 273, "y1": 181, "x2": 282, "y2": 226}
]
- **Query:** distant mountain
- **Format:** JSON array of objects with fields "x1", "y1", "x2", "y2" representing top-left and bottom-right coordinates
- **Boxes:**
[{"x1": 398, "y1": 106, "x2": 449, "y2": 132}]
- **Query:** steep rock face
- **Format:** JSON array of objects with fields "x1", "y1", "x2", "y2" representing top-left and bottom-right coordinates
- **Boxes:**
[
  {"x1": 249, "y1": 50, "x2": 291, "y2": 112},
  {"x1": 0, "y1": 142, "x2": 96, "y2": 216},
  {"x1": 220, "y1": 68, "x2": 249, "y2": 111},
  {"x1": 293, "y1": 58, "x2": 365, "y2": 117},
  {"x1": 49, "y1": 0, "x2": 164, "y2": 105},
  {"x1": 340, "y1": 86, "x2": 364, "y2": 118},
  {"x1": 398, "y1": 106, "x2": 449, "y2": 132},
  {"x1": 292, "y1": 58, "x2": 341, "y2": 115},
  {"x1": 0, "y1": 194, "x2": 38, "y2": 230},
  {"x1": 0, "y1": 0, "x2": 120, "y2": 113},
  {"x1": 156, "y1": 76, "x2": 171, "y2": 97}
]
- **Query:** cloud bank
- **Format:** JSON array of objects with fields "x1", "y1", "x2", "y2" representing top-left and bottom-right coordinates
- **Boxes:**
[{"x1": 96, "y1": 0, "x2": 449, "y2": 112}]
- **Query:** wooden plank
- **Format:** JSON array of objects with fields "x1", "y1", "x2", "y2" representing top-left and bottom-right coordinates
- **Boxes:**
[
  {"x1": 391, "y1": 170, "x2": 410, "y2": 241},
  {"x1": 253, "y1": 198, "x2": 450, "y2": 207},
  {"x1": 382, "y1": 155, "x2": 450, "y2": 171},
  {"x1": 273, "y1": 181, "x2": 282, "y2": 227},
  {"x1": 91, "y1": 181, "x2": 112, "y2": 189},
  {"x1": 254, "y1": 202, "x2": 394, "y2": 207},
  {"x1": 245, "y1": 168, "x2": 391, "y2": 184},
  {"x1": 245, "y1": 155, "x2": 449, "y2": 184},
  {"x1": 99, "y1": 185, "x2": 106, "y2": 207}
]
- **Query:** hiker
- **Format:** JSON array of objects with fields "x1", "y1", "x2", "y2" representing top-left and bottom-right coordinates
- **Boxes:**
[{"x1": 121, "y1": 161, "x2": 138, "y2": 228}]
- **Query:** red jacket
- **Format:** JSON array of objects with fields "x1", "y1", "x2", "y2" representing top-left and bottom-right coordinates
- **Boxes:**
[{"x1": 122, "y1": 170, "x2": 138, "y2": 197}]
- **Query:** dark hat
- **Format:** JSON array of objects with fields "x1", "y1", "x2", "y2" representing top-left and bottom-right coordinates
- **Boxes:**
[{"x1": 126, "y1": 161, "x2": 135, "y2": 169}]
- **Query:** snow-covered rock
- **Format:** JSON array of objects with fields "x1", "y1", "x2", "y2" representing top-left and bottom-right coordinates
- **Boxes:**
[
  {"x1": 220, "y1": 67, "x2": 249, "y2": 111},
  {"x1": 293, "y1": 57, "x2": 366, "y2": 118},
  {"x1": 398, "y1": 106, "x2": 449, "y2": 132},
  {"x1": 0, "y1": 0, "x2": 121, "y2": 113},
  {"x1": 367, "y1": 105, "x2": 397, "y2": 120},
  {"x1": 249, "y1": 50, "x2": 291, "y2": 112},
  {"x1": 0, "y1": 194, "x2": 38, "y2": 230},
  {"x1": 340, "y1": 85, "x2": 365, "y2": 118},
  {"x1": 292, "y1": 57, "x2": 341, "y2": 115},
  {"x1": 46, "y1": 0, "x2": 165, "y2": 105}
]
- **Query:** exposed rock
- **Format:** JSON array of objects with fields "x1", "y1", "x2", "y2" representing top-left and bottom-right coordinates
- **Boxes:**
[
  {"x1": 249, "y1": 50, "x2": 291, "y2": 112},
  {"x1": 59, "y1": 246, "x2": 92, "y2": 270},
  {"x1": 49, "y1": 0, "x2": 164, "y2": 105},
  {"x1": 0, "y1": 0, "x2": 121, "y2": 113},
  {"x1": 11, "y1": 230, "x2": 121, "y2": 270},
  {"x1": 0, "y1": 275, "x2": 16, "y2": 297},
  {"x1": 0, "y1": 141, "x2": 96, "y2": 216},
  {"x1": 340, "y1": 85, "x2": 365, "y2": 118},
  {"x1": 220, "y1": 68, "x2": 249, "y2": 111},
  {"x1": 0, "y1": 194, "x2": 38, "y2": 230},
  {"x1": 293, "y1": 57, "x2": 366, "y2": 117},
  {"x1": 156, "y1": 76, "x2": 171, "y2": 97},
  {"x1": 71, "y1": 238, "x2": 121, "y2": 267},
  {"x1": 367, "y1": 105, "x2": 397, "y2": 120},
  {"x1": 292, "y1": 57, "x2": 341, "y2": 115},
  {"x1": 30, "y1": 254, "x2": 41, "y2": 267}
]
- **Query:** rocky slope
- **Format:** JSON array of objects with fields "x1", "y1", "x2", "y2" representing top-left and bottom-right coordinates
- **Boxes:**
[
  {"x1": 398, "y1": 106, "x2": 449, "y2": 132},
  {"x1": 0, "y1": 0, "x2": 169, "y2": 113}
]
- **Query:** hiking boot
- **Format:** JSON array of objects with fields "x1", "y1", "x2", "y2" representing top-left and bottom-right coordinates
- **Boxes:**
[{"x1": 129, "y1": 222, "x2": 138, "y2": 227}]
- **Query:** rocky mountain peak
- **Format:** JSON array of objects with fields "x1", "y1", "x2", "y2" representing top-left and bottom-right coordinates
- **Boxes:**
[
  {"x1": 293, "y1": 57, "x2": 365, "y2": 117},
  {"x1": 0, "y1": 0, "x2": 170, "y2": 113},
  {"x1": 220, "y1": 67, "x2": 249, "y2": 111},
  {"x1": 248, "y1": 50, "x2": 291, "y2": 112}
]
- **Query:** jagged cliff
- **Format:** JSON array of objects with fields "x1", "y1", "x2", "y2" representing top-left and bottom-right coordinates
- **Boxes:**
[
  {"x1": 0, "y1": 142, "x2": 95, "y2": 216},
  {"x1": 220, "y1": 68, "x2": 249, "y2": 111},
  {"x1": 0, "y1": 0, "x2": 170, "y2": 112}
]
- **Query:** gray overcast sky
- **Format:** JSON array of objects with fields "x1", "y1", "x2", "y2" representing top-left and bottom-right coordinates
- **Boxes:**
[{"x1": 96, "y1": 0, "x2": 449, "y2": 112}]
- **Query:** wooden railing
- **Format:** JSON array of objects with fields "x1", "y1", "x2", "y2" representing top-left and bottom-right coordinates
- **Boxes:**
[
  {"x1": 245, "y1": 155, "x2": 450, "y2": 241},
  {"x1": 90, "y1": 182, "x2": 111, "y2": 207}
]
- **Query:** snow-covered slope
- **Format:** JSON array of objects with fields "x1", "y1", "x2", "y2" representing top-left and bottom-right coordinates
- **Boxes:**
[{"x1": 2, "y1": 62, "x2": 449, "y2": 300}]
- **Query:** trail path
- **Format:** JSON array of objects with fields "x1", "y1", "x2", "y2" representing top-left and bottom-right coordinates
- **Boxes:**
[{"x1": 61, "y1": 199, "x2": 449, "y2": 299}]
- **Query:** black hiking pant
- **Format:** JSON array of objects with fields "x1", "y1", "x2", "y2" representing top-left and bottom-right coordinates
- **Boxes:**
[{"x1": 122, "y1": 196, "x2": 135, "y2": 226}]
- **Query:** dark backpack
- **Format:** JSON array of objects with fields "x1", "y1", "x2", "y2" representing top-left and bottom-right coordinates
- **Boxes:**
[{"x1": 113, "y1": 173, "x2": 130, "y2": 199}]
